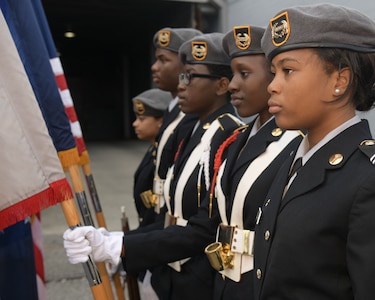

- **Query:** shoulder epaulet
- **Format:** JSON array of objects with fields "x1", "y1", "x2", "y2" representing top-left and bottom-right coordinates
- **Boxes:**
[
  {"x1": 359, "y1": 139, "x2": 375, "y2": 165},
  {"x1": 216, "y1": 113, "x2": 244, "y2": 131}
]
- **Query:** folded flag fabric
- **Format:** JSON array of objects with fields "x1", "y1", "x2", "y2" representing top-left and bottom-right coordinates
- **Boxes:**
[{"x1": 0, "y1": 9, "x2": 72, "y2": 230}]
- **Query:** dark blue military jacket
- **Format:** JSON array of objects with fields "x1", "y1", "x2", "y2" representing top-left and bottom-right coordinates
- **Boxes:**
[{"x1": 254, "y1": 120, "x2": 375, "y2": 300}]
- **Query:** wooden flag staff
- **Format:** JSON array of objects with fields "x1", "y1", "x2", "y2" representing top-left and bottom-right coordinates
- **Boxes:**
[
  {"x1": 67, "y1": 161, "x2": 115, "y2": 300},
  {"x1": 58, "y1": 147, "x2": 112, "y2": 300},
  {"x1": 60, "y1": 198, "x2": 107, "y2": 300},
  {"x1": 82, "y1": 163, "x2": 107, "y2": 227},
  {"x1": 82, "y1": 162, "x2": 127, "y2": 300}
]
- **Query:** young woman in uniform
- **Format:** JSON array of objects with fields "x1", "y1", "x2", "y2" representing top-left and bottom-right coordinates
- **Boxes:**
[{"x1": 254, "y1": 4, "x2": 375, "y2": 299}]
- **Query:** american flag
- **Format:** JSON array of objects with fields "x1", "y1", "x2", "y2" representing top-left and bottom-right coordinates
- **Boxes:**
[{"x1": 0, "y1": 6, "x2": 73, "y2": 299}]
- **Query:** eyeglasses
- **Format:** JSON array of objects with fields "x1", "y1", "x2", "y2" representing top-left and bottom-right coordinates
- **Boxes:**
[{"x1": 178, "y1": 72, "x2": 221, "y2": 86}]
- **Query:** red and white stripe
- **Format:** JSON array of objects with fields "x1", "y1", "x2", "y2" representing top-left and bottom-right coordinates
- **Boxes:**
[{"x1": 50, "y1": 57, "x2": 86, "y2": 155}]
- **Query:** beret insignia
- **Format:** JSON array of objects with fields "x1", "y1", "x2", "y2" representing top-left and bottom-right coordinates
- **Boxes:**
[
  {"x1": 192, "y1": 41, "x2": 207, "y2": 61},
  {"x1": 158, "y1": 30, "x2": 170, "y2": 47},
  {"x1": 134, "y1": 100, "x2": 145, "y2": 115},
  {"x1": 234, "y1": 26, "x2": 251, "y2": 50},
  {"x1": 270, "y1": 11, "x2": 290, "y2": 47}
]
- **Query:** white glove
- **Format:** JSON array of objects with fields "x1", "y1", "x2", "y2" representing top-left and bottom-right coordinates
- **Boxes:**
[
  {"x1": 98, "y1": 228, "x2": 124, "y2": 277},
  {"x1": 63, "y1": 226, "x2": 124, "y2": 266}
]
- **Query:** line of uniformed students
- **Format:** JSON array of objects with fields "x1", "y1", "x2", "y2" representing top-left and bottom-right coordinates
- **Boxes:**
[
  {"x1": 63, "y1": 3, "x2": 375, "y2": 299},
  {"x1": 64, "y1": 30, "x2": 245, "y2": 300}
]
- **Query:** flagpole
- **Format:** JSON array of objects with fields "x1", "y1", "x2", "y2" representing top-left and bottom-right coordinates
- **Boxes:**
[
  {"x1": 82, "y1": 162, "x2": 127, "y2": 300},
  {"x1": 60, "y1": 198, "x2": 107, "y2": 300},
  {"x1": 66, "y1": 161, "x2": 115, "y2": 300}
]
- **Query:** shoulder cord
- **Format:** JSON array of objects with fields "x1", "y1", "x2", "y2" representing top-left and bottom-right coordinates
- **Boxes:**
[{"x1": 208, "y1": 129, "x2": 241, "y2": 217}]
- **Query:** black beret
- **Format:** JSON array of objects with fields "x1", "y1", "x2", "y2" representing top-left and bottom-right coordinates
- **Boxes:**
[
  {"x1": 222, "y1": 25, "x2": 265, "y2": 58},
  {"x1": 153, "y1": 27, "x2": 203, "y2": 53},
  {"x1": 179, "y1": 32, "x2": 231, "y2": 66},
  {"x1": 132, "y1": 88, "x2": 172, "y2": 117},
  {"x1": 261, "y1": 3, "x2": 375, "y2": 61}
]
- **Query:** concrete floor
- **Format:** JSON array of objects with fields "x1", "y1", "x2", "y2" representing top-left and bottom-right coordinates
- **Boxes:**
[{"x1": 42, "y1": 140, "x2": 149, "y2": 300}]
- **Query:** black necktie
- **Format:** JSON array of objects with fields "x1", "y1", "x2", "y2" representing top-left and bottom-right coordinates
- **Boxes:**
[{"x1": 287, "y1": 157, "x2": 302, "y2": 181}]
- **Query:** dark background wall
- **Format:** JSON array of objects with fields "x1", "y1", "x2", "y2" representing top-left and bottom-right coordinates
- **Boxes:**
[{"x1": 42, "y1": 0, "x2": 220, "y2": 140}]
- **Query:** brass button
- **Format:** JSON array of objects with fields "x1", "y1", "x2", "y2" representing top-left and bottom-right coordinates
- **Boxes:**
[
  {"x1": 256, "y1": 268, "x2": 262, "y2": 279},
  {"x1": 264, "y1": 230, "x2": 270, "y2": 241},
  {"x1": 203, "y1": 122, "x2": 210, "y2": 129},
  {"x1": 329, "y1": 153, "x2": 343, "y2": 165},
  {"x1": 265, "y1": 199, "x2": 271, "y2": 206},
  {"x1": 271, "y1": 128, "x2": 282, "y2": 136}
]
